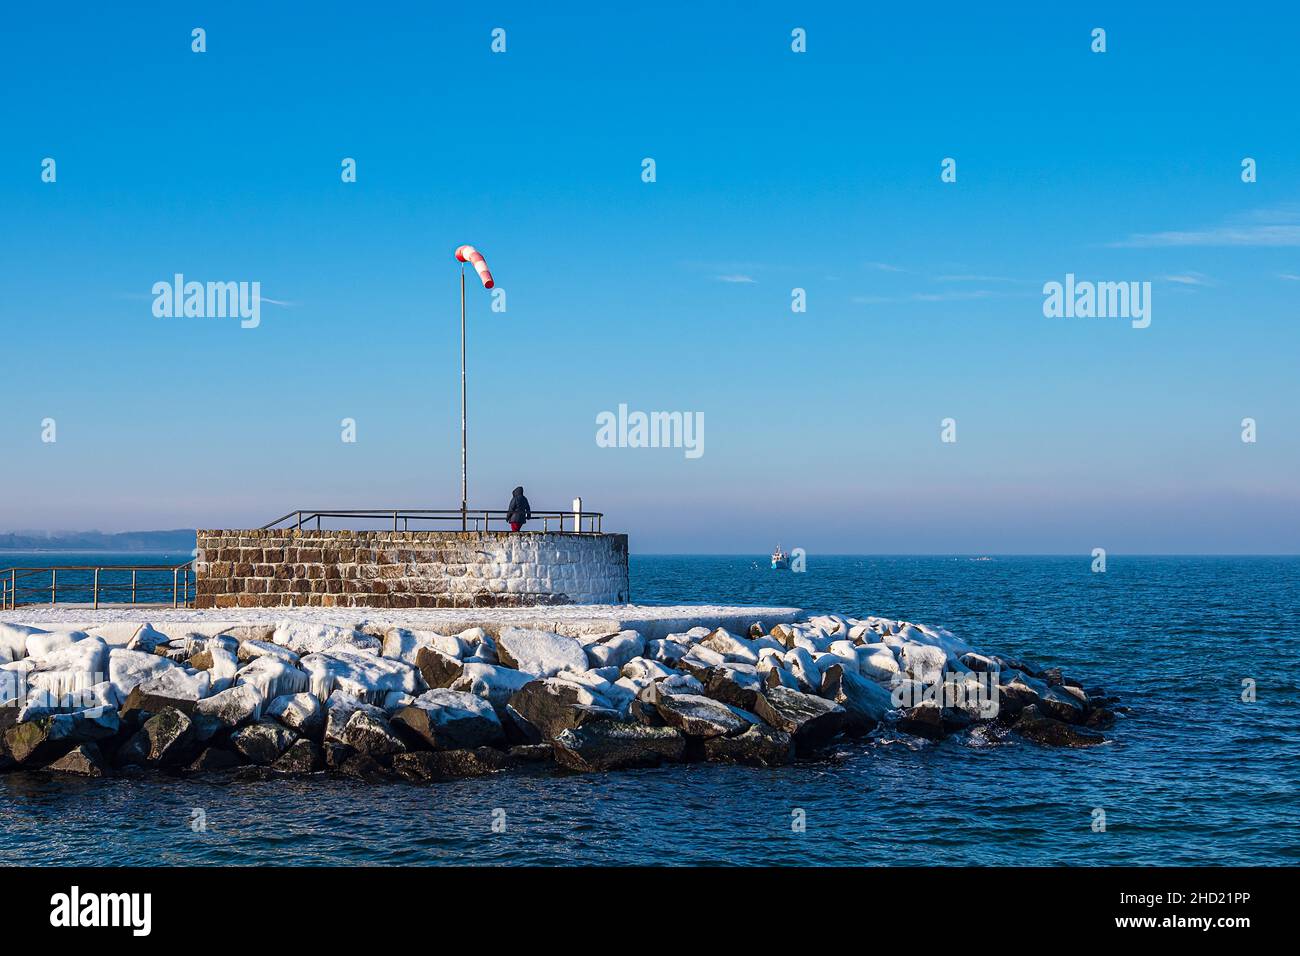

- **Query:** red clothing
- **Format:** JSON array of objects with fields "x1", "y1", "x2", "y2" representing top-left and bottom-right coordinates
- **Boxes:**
[{"x1": 509, "y1": 522, "x2": 522, "y2": 532}]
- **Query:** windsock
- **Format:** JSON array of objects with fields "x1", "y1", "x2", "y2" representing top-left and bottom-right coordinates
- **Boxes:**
[{"x1": 455, "y1": 245, "x2": 494, "y2": 289}]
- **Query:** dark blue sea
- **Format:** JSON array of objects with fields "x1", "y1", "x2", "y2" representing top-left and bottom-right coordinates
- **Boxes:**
[{"x1": 2, "y1": 553, "x2": 1296, "y2": 866}]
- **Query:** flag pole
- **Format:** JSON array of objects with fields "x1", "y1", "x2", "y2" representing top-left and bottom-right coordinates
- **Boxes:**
[{"x1": 460, "y1": 263, "x2": 467, "y2": 532}]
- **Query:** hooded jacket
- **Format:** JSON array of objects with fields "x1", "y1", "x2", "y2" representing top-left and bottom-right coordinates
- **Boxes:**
[{"x1": 506, "y1": 486, "x2": 531, "y2": 526}]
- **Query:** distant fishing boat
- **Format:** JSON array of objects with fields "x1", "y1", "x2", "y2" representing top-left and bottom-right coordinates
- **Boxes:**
[{"x1": 770, "y1": 545, "x2": 789, "y2": 570}]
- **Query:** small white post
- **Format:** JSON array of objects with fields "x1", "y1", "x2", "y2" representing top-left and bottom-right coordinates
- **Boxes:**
[{"x1": 572, "y1": 496, "x2": 582, "y2": 532}]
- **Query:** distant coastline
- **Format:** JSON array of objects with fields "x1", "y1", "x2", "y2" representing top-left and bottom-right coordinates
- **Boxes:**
[{"x1": 0, "y1": 530, "x2": 196, "y2": 552}]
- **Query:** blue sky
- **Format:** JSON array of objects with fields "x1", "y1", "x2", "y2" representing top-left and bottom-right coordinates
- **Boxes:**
[{"x1": 1, "y1": 1, "x2": 1296, "y2": 553}]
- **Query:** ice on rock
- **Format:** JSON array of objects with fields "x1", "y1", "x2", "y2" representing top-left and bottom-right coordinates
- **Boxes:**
[
  {"x1": 194, "y1": 683, "x2": 264, "y2": 728},
  {"x1": 25, "y1": 630, "x2": 89, "y2": 659},
  {"x1": 0, "y1": 623, "x2": 46, "y2": 662},
  {"x1": 700, "y1": 628, "x2": 761, "y2": 665},
  {"x1": 237, "y1": 657, "x2": 311, "y2": 700},
  {"x1": 458, "y1": 628, "x2": 496, "y2": 663},
  {"x1": 312, "y1": 651, "x2": 419, "y2": 701},
  {"x1": 495, "y1": 628, "x2": 588, "y2": 677},
  {"x1": 267, "y1": 692, "x2": 325, "y2": 737},
  {"x1": 26, "y1": 638, "x2": 111, "y2": 700},
  {"x1": 124, "y1": 668, "x2": 212, "y2": 713},
  {"x1": 620, "y1": 657, "x2": 675, "y2": 682},
  {"x1": 125, "y1": 624, "x2": 170, "y2": 654},
  {"x1": 584, "y1": 630, "x2": 645, "y2": 670},
  {"x1": 382, "y1": 627, "x2": 465, "y2": 664},
  {"x1": 449, "y1": 662, "x2": 535, "y2": 711},
  {"x1": 323, "y1": 690, "x2": 387, "y2": 744},
  {"x1": 237, "y1": 639, "x2": 300, "y2": 665},
  {"x1": 783, "y1": 647, "x2": 821, "y2": 693},
  {"x1": 858, "y1": 643, "x2": 901, "y2": 682},
  {"x1": 271, "y1": 621, "x2": 381, "y2": 657},
  {"x1": 394, "y1": 688, "x2": 504, "y2": 750},
  {"x1": 823, "y1": 640, "x2": 862, "y2": 674},
  {"x1": 646, "y1": 638, "x2": 691, "y2": 664},
  {"x1": 898, "y1": 642, "x2": 949, "y2": 684},
  {"x1": 108, "y1": 648, "x2": 179, "y2": 699}
]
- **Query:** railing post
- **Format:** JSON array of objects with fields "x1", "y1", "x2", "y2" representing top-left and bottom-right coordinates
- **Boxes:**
[
  {"x1": 573, "y1": 497, "x2": 582, "y2": 533},
  {"x1": 93, "y1": 568, "x2": 99, "y2": 610},
  {"x1": 51, "y1": 568, "x2": 57, "y2": 605},
  {"x1": 173, "y1": 569, "x2": 179, "y2": 608},
  {"x1": 132, "y1": 569, "x2": 137, "y2": 606},
  {"x1": 9, "y1": 569, "x2": 14, "y2": 610}
]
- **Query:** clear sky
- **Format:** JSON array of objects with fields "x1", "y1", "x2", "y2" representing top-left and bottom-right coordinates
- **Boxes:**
[{"x1": 1, "y1": 2, "x2": 1296, "y2": 553}]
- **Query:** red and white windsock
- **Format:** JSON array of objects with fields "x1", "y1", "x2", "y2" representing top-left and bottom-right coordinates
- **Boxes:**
[{"x1": 455, "y1": 245, "x2": 494, "y2": 289}]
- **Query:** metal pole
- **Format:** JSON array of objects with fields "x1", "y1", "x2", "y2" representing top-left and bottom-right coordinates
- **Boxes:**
[
  {"x1": 461, "y1": 264, "x2": 468, "y2": 531},
  {"x1": 93, "y1": 568, "x2": 99, "y2": 610}
]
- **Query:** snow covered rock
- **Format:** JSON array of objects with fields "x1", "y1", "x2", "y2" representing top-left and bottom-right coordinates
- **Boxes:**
[
  {"x1": 25, "y1": 630, "x2": 89, "y2": 659},
  {"x1": 704, "y1": 664, "x2": 765, "y2": 710},
  {"x1": 620, "y1": 658, "x2": 675, "y2": 682},
  {"x1": 122, "y1": 669, "x2": 212, "y2": 716},
  {"x1": 701, "y1": 628, "x2": 761, "y2": 665},
  {"x1": 504, "y1": 678, "x2": 611, "y2": 743},
  {"x1": 782, "y1": 647, "x2": 821, "y2": 693},
  {"x1": 0, "y1": 623, "x2": 46, "y2": 662},
  {"x1": 108, "y1": 648, "x2": 178, "y2": 700},
  {"x1": 25, "y1": 638, "x2": 111, "y2": 700},
  {"x1": 271, "y1": 622, "x2": 380, "y2": 657},
  {"x1": 237, "y1": 657, "x2": 310, "y2": 701},
  {"x1": 449, "y1": 662, "x2": 535, "y2": 711},
  {"x1": 392, "y1": 688, "x2": 504, "y2": 750},
  {"x1": 820, "y1": 663, "x2": 892, "y2": 736},
  {"x1": 3, "y1": 706, "x2": 120, "y2": 764},
  {"x1": 236, "y1": 639, "x2": 300, "y2": 665},
  {"x1": 382, "y1": 628, "x2": 465, "y2": 664},
  {"x1": 646, "y1": 638, "x2": 691, "y2": 664},
  {"x1": 753, "y1": 686, "x2": 845, "y2": 750},
  {"x1": 552, "y1": 719, "x2": 687, "y2": 772},
  {"x1": 898, "y1": 642, "x2": 949, "y2": 684},
  {"x1": 126, "y1": 624, "x2": 170, "y2": 654},
  {"x1": 584, "y1": 630, "x2": 645, "y2": 670},
  {"x1": 266, "y1": 693, "x2": 325, "y2": 738},
  {"x1": 858, "y1": 644, "x2": 900, "y2": 682},
  {"x1": 340, "y1": 710, "x2": 405, "y2": 759},
  {"x1": 495, "y1": 628, "x2": 588, "y2": 677},
  {"x1": 298, "y1": 651, "x2": 417, "y2": 701},
  {"x1": 193, "y1": 683, "x2": 263, "y2": 728},
  {"x1": 654, "y1": 692, "x2": 756, "y2": 738}
]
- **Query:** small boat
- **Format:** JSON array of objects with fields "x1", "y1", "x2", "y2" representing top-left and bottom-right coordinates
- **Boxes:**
[{"x1": 770, "y1": 546, "x2": 789, "y2": 570}]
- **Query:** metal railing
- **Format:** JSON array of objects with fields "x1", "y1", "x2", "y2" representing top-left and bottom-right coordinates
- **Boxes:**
[
  {"x1": 1, "y1": 562, "x2": 195, "y2": 611},
  {"x1": 260, "y1": 508, "x2": 605, "y2": 534}
]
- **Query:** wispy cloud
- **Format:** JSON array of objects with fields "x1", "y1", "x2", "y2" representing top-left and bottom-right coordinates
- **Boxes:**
[
  {"x1": 865, "y1": 261, "x2": 907, "y2": 272},
  {"x1": 715, "y1": 274, "x2": 756, "y2": 284},
  {"x1": 1158, "y1": 272, "x2": 1214, "y2": 287},
  {"x1": 934, "y1": 274, "x2": 1035, "y2": 284},
  {"x1": 852, "y1": 289, "x2": 1010, "y2": 305},
  {"x1": 1279, "y1": 273, "x2": 1300, "y2": 281},
  {"x1": 1111, "y1": 206, "x2": 1300, "y2": 247}
]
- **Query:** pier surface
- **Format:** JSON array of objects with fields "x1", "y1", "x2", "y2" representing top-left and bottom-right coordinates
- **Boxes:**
[{"x1": 0, "y1": 603, "x2": 804, "y2": 641}]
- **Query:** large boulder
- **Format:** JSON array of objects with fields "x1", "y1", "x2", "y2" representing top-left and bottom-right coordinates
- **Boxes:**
[
  {"x1": 340, "y1": 710, "x2": 406, "y2": 759},
  {"x1": 392, "y1": 689, "x2": 505, "y2": 750},
  {"x1": 448, "y1": 663, "x2": 535, "y2": 711},
  {"x1": 552, "y1": 719, "x2": 687, "y2": 772},
  {"x1": 25, "y1": 638, "x2": 111, "y2": 699},
  {"x1": 654, "y1": 691, "x2": 756, "y2": 738},
  {"x1": 384, "y1": 628, "x2": 465, "y2": 664},
  {"x1": 703, "y1": 724, "x2": 795, "y2": 766},
  {"x1": 496, "y1": 628, "x2": 588, "y2": 677},
  {"x1": 896, "y1": 701, "x2": 973, "y2": 741},
  {"x1": 118, "y1": 707, "x2": 197, "y2": 766},
  {"x1": 193, "y1": 683, "x2": 263, "y2": 729},
  {"x1": 121, "y1": 668, "x2": 212, "y2": 717},
  {"x1": 504, "y1": 678, "x2": 611, "y2": 742},
  {"x1": 271, "y1": 622, "x2": 381, "y2": 657},
  {"x1": 272, "y1": 738, "x2": 324, "y2": 774},
  {"x1": 298, "y1": 651, "x2": 418, "y2": 701},
  {"x1": 0, "y1": 623, "x2": 46, "y2": 662},
  {"x1": 230, "y1": 720, "x2": 298, "y2": 765},
  {"x1": 188, "y1": 747, "x2": 243, "y2": 772},
  {"x1": 700, "y1": 628, "x2": 761, "y2": 665},
  {"x1": 1013, "y1": 705, "x2": 1105, "y2": 747},
  {"x1": 108, "y1": 648, "x2": 178, "y2": 700},
  {"x1": 44, "y1": 742, "x2": 109, "y2": 777},
  {"x1": 4, "y1": 706, "x2": 120, "y2": 764},
  {"x1": 393, "y1": 747, "x2": 510, "y2": 781},
  {"x1": 857, "y1": 643, "x2": 901, "y2": 681},
  {"x1": 236, "y1": 657, "x2": 311, "y2": 700},
  {"x1": 414, "y1": 646, "x2": 464, "y2": 689},
  {"x1": 820, "y1": 663, "x2": 892, "y2": 736},
  {"x1": 584, "y1": 630, "x2": 645, "y2": 670},
  {"x1": 898, "y1": 642, "x2": 948, "y2": 684},
  {"x1": 266, "y1": 693, "x2": 324, "y2": 738},
  {"x1": 704, "y1": 664, "x2": 765, "y2": 710},
  {"x1": 25, "y1": 630, "x2": 89, "y2": 659},
  {"x1": 323, "y1": 692, "x2": 386, "y2": 744},
  {"x1": 753, "y1": 686, "x2": 845, "y2": 750}
]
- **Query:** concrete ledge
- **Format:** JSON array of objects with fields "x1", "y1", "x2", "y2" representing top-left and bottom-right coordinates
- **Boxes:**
[{"x1": 0, "y1": 604, "x2": 805, "y2": 641}]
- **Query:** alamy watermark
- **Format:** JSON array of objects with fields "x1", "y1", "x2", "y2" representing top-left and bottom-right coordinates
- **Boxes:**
[
  {"x1": 596, "y1": 404, "x2": 704, "y2": 459},
  {"x1": 152, "y1": 274, "x2": 261, "y2": 329},
  {"x1": 1043, "y1": 273, "x2": 1150, "y2": 329}
]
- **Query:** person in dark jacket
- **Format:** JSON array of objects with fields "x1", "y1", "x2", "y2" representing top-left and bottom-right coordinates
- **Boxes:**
[{"x1": 506, "y1": 486, "x2": 531, "y2": 532}]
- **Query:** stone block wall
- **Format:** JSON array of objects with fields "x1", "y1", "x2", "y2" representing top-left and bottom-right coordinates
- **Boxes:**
[{"x1": 192, "y1": 530, "x2": 630, "y2": 609}]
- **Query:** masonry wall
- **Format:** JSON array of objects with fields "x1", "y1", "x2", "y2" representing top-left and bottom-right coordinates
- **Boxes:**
[{"x1": 193, "y1": 530, "x2": 630, "y2": 609}]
